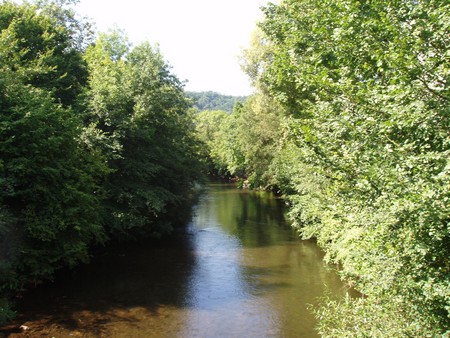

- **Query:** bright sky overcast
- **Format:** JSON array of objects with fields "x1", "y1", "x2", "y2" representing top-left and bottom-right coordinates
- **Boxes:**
[{"x1": 75, "y1": 0, "x2": 273, "y2": 96}]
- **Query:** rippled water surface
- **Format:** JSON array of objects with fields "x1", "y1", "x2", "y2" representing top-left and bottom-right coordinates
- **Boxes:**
[{"x1": 4, "y1": 183, "x2": 350, "y2": 337}]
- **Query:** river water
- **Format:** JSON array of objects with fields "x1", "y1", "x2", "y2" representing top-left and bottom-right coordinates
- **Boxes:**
[{"x1": 3, "y1": 182, "x2": 351, "y2": 337}]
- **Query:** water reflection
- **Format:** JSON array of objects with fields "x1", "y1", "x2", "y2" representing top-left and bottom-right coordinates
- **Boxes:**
[
  {"x1": 180, "y1": 183, "x2": 347, "y2": 337},
  {"x1": 3, "y1": 182, "x2": 350, "y2": 338},
  {"x1": 182, "y1": 185, "x2": 276, "y2": 337}
]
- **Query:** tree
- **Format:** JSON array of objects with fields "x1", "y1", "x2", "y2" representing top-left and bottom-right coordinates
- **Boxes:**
[
  {"x1": 0, "y1": 1, "x2": 88, "y2": 106},
  {"x1": 194, "y1": 93, "x2": 286, "y2": 189},
  {"x1": 0, "y1": 75, "x2": 105, "y2": 281},
  {"x1": 233, "y1": 94, "x2": 285, "y2": 188},
  {"x1": 195, "y1": 109, "x2": 230, "y2": 175},
  {"x1": 0, "y1": 1, "x2": 204, "y2": 325},
  {"x1": 239, "y1": 0, "x2": 449, "y2": 335},
  {"x1": 84, "y1": 31, "x2": 203, "y2": 239},
  {"x1": 34, "y1": 0, "x2": 95, "y2": 51},
  {"x1": 0, "y1": 1, "x2": 107, "y2": 324}
]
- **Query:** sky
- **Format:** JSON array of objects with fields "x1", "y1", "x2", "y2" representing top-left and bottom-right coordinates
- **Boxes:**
[{"x1": 75, "y1": 0, "x2": 273, "y2": 96}]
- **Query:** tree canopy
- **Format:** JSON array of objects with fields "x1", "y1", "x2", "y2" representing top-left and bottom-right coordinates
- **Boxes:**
[{"x1": 0, "y1": 0, "x2": 203, "y2": 324}]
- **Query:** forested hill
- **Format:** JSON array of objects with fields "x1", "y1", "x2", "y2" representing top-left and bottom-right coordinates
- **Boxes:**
[{"x1": 186, "y1": 91, "x2": 247, "y2": 113}]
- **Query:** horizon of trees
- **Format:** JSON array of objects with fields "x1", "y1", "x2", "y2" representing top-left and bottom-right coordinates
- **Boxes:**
[{"x1": 186, "y1": 91, "x2": 247, "y2": 113}]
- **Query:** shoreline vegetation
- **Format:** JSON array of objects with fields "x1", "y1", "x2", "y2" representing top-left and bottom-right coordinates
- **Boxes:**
[
  {"x1": 1, "y1": 0, "x2": 449, "y2": 336},
  {"x1": 0, "y1": 0, "x2": 203, "y2": 326},
  {"x1": 195, "y1": 0, "x2": 449, "y2": 336}
]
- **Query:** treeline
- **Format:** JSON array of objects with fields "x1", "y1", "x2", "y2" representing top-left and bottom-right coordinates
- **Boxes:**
[
  {"x1": 187, "y1": 91, "x2": 247, "y2": 113},
  {"x1": 197, "y1": 0, "x2": 449, "y2": 336},
  {"x1": 0, "y1": 0, "x2": 202, "y2": 323}
]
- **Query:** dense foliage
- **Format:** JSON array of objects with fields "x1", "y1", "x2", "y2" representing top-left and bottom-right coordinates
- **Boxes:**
[
  {"x1": 187, "y1": 91, "x2": 247, "y2": 113},
  {"x1": 200, "y1": 0, "x2": 449, "y2": 336},
  {"x1": 195, "y1": 95, "x2": 285, "y2": 185},
  {"x1": 0, "y1": 0, "x2": 202, "y2": 324},
  {"x1": 83, "y1": 30, "x2": 203, "y2": 239}
]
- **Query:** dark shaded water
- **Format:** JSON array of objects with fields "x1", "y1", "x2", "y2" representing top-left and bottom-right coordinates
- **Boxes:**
[{"x1": 2, "y1": 183, "x2": 351, "y2": 337}]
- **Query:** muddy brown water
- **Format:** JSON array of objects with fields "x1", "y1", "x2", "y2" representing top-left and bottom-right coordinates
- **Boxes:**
[{"x1": 1, "y1": 182, "x2": 352, "y2": 337}]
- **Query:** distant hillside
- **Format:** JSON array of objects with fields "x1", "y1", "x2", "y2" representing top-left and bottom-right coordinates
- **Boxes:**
[{"x1": 187, "y1": 91, "x2": 248, "y2": 113}]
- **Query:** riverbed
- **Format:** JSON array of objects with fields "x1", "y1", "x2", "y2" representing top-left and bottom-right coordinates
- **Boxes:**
[{"x1": 1, "y1": 182, "x2": 351, "y2": 337}]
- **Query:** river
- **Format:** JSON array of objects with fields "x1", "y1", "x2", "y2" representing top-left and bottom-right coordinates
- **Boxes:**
[{"x1": 2, "y1": 182, "x2": 351, "y2": 337}]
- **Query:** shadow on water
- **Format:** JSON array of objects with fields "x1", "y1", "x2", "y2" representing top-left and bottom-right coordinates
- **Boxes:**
[
  {"x1": 2, "y1": 234, "x2": 198, "y2": 337},
  {"x1": 1, "y1": 182, "x2": 354, "y2": 338}
]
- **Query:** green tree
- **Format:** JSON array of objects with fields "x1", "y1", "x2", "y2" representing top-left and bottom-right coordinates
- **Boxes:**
[
  {"x1": 195, "y1": 109, "x2": 230, "y2": 175},
  {"x1": 84, "y1": 31, "x2": 202, "y2": 239},
  {"x1": 0, "y1": 1, "x2": 107, "y2": 324},
  {"x1": 195, "y1": 94, "x2": 286, "y2": 188},
  {"x1": 233, "y1": 94, "x2": 285, "y2": 188},
  {"x1": 0, "y1": 1, "x2": 203, "y2": 326},
  {"x1": 208, "y1": 104, "x2": 246, "y2": 178},
  {"x1": 0, "y1": 1, "x2": 88, "y2": 106},
  {"x1": 241, "y1": 0, "x2": 450, "y2": 335},
  {"x1": 0, "y1": 75, "x2": 105, "y2": 281}
]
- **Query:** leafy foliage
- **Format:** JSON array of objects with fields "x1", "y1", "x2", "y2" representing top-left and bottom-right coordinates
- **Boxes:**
[
  {"x1": 0, "y1": 1, "x2": 88, "y2": 106},
  {"x1": 0, "y1": 75, "x2": 105, "y2": 282},
  {"x1": 0, "y1": 1, "x2": 105, "y2": 290},
  {"x1": 199, "y1": 0, "x2": 449, "y2": 335},
  {"x1": 195, "y1": 94, "x2": 286, "y2": 185},
  {"x1": 194, "y1": 109, "x2": 230, "y2": 176},
  {"x1": 0, "y1": 1, "x2": 202, "y2": 325},
  {"x1": 84, "y1": 32, "x2": 203, "y2": 239},
  {"x1": 256, "y1": 0, "x2": 449, "y2": 335}
]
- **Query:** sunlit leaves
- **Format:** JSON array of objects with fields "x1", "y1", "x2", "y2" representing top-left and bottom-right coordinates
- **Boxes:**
[
  {"x1": 195, "y1": 94, "x2": 286, "y2": 186},
  {"x1": 249, "y1": 0, "x2": 450, "y2": 334},
  {"x1": 84, "y1": 30, "x2": 202, "y2": 239},
  {"x1": 0, "y1": 1, "x2": 203, "y2": 324}
]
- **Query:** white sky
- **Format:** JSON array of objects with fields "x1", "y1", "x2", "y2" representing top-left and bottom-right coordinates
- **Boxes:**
[{"x1": 75, "y1": 0, "x2": 273, "y2": 96}]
